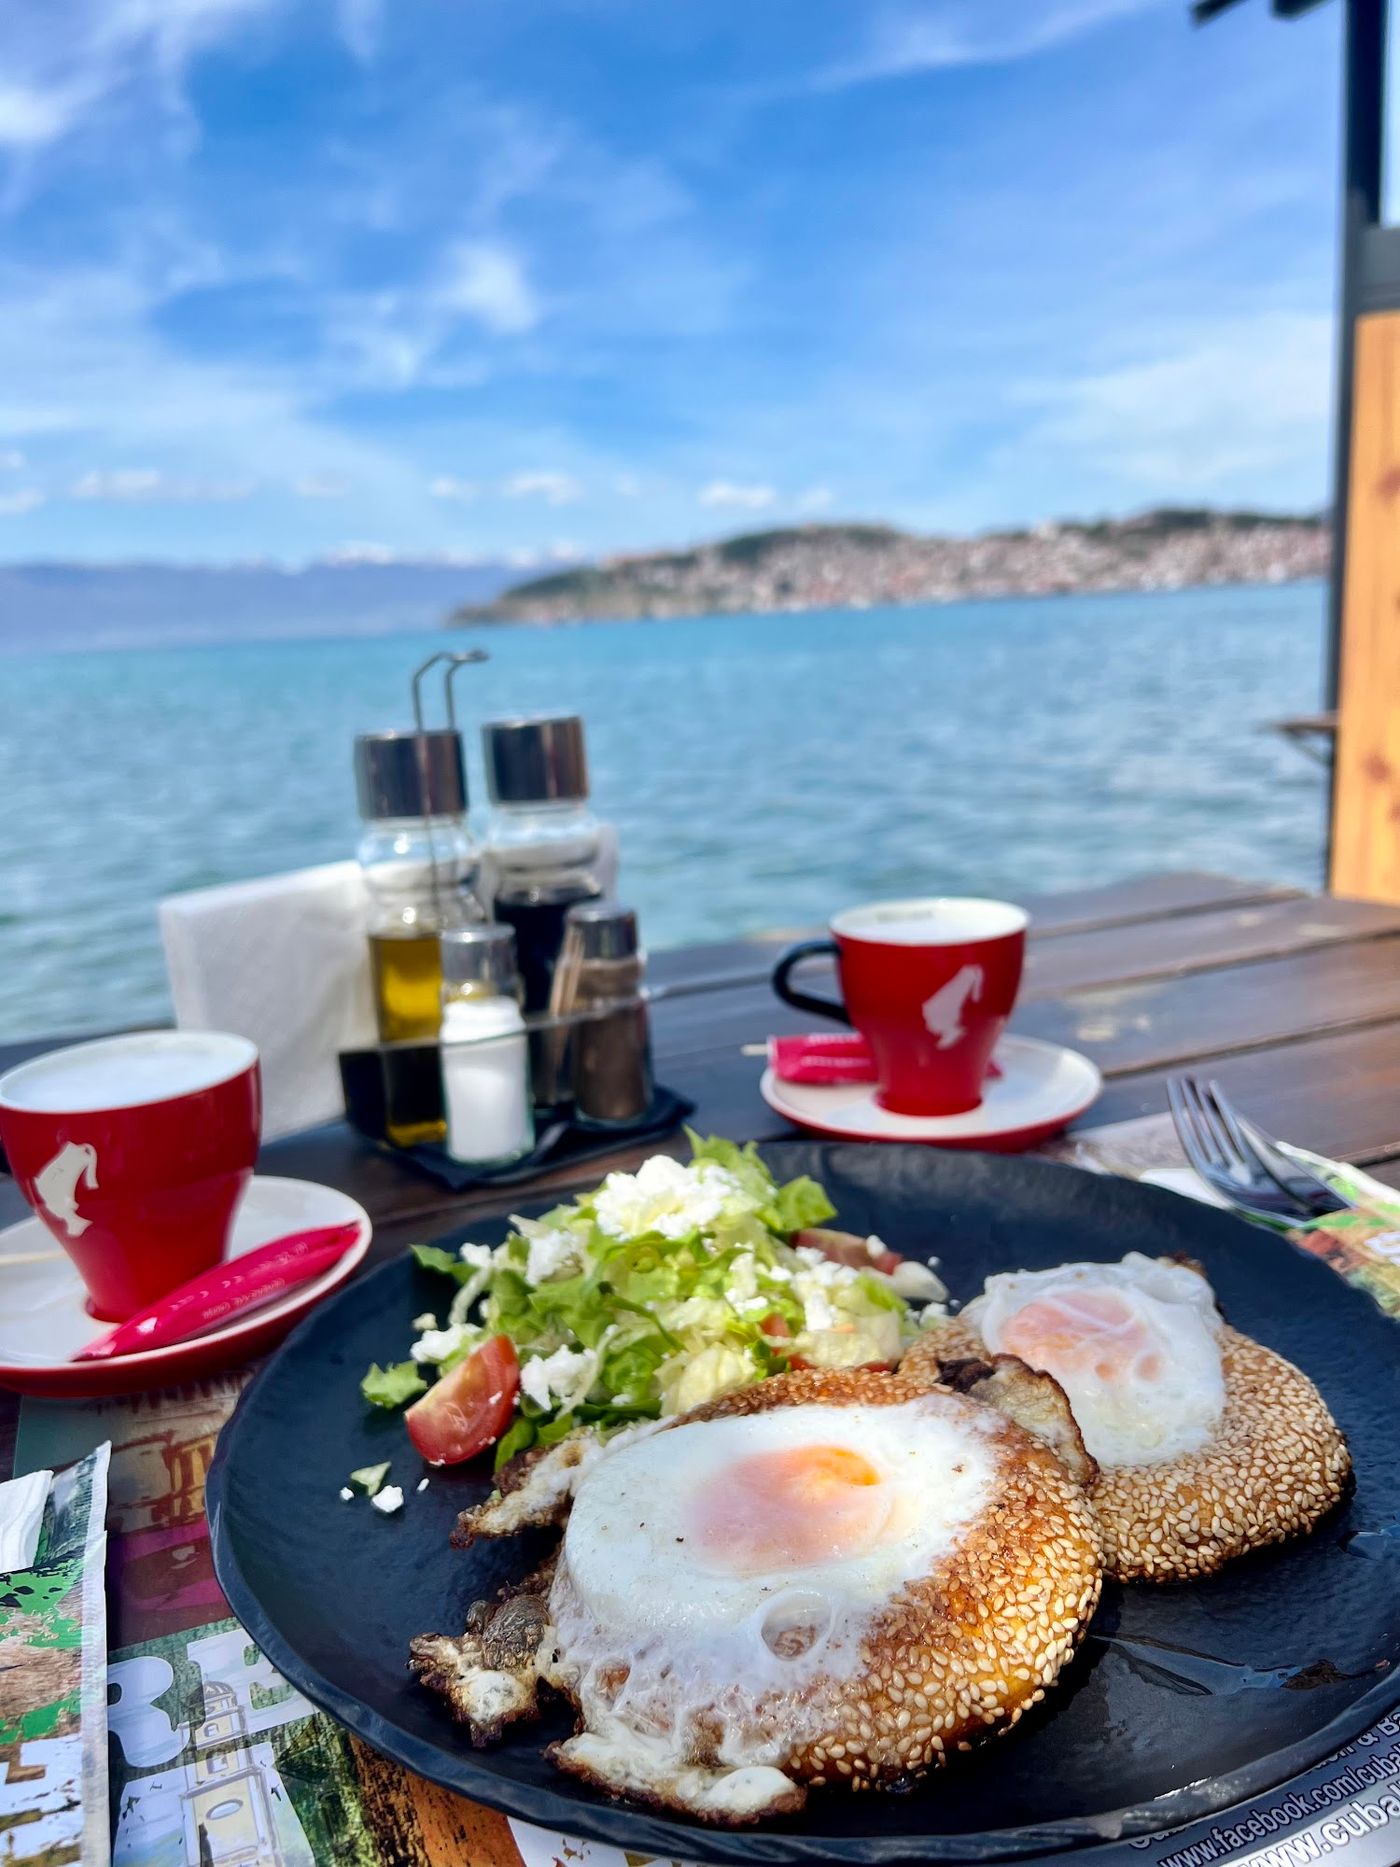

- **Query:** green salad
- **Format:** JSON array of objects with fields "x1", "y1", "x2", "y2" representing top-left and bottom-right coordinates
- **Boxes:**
[{"x1": 362, "y1": 1134, "x2": 946, "y2": 1470}]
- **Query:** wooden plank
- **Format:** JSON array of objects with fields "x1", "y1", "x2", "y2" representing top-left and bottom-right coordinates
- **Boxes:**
[
  {"x1": 1019, "y1": 935, "x2": 1400, "y2": 1077},
  {"x1": 1080, "y1": 1018, "x2": 1400, "y2": 1165},
  {"x1": 643, "y1": 872, "x2": 1302, "y2": 988},
  {"x1": 1022, "y1": 894, "x2": 1400, "y2": 998},
  {"x1": 1020, "y1": 870, "x2": 1302, "y2": 935},
  {"x1": 1331, "y1": 310, "x2": 1400, "y2": 901},
  {"x1": 348, "y1": 1736, "x2": 522, "y2": 1867},
  {"x1": 647, "y1": 914, "x2": 1400, "y2": 1075}
]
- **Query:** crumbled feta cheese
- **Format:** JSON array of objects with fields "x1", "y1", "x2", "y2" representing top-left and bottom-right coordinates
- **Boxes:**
[
  {"x1": 792, "y1": 1247, "x2": 856, "y2": 1286},
  {"x1": 593, "y1": 1155, "x2": 743, "y2": 1241},
  {"x1": 524, "y1": 1226, "x2": 579, "y2": 1286},
  {"x1": 338, "y1": 1486, "x2": 354, "y2": 1502},
  {"x1": 371, "y1": 1485, "x2": 404, "y2": 1514},
  {"x1": 519, "y1": 1344, "x2": 599, "y2": 1412},
  {"x1": 737, "y1": 1294, "x2": 772, "y2": 1316},
  {"x1": 459, "y1": 1242, "x2": 495, "y2": 1270},
  {"x1": 416, "y1": 1477, "x2": 430, "y2": 1492},
  {"x1": 411, "y1": 1324, "x2": 477, "y2": 1364},
  {"x1": 728, "y1": 1252, "x2": 759, "y2": 1300},
  {"x1": 887, "y1": 1259, "x2": 949, "y2": 1303},
  {"x1": 800, "y1": 1285, "x2": 840, "y2": 1333},
  {"x1": 411, "y1": 1312, "x2": 437, "y2": 1332}
]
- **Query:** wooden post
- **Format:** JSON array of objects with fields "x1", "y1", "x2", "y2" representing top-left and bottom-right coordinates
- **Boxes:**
[
  {"x1": 1327, "y1": 0, "x2": 1395, "y2": 898},
  {"x1": 1330, "y1": 312, "x2": 1400, "y2": 900}
]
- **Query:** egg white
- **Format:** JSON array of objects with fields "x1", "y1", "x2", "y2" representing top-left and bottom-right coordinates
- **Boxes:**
[
  {"x1": 966, "y1": 1252, "x2": 1225, "y2": 1469},
  {"x1": 552, "y1": 1398, "x2": 998, "y2": 1769}
]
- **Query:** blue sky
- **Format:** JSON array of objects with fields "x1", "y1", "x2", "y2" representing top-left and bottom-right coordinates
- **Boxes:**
[{"x1": 0, "y1": 0, "x2": 1345, "y2": 566}]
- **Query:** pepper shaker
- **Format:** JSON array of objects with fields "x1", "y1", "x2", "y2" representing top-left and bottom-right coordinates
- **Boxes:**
[{"x1": 549, "y1": 901, "x2": 653, "y2": 1126}]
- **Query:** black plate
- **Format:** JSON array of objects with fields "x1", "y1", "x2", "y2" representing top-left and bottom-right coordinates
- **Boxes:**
[{"x1": 207, "y1": 1144, "x2": 1400, "y2": 1866}]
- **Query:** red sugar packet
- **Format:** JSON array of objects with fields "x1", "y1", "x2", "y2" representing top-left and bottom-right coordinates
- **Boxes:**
[{"x1": 769, "y1": 1033, "x2": 1003, "y2": 1086}]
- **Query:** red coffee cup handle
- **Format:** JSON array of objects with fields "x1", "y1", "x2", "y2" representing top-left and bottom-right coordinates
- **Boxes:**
[{"x1": 772, "y1": 939, "x2": 852, "y2": 1026}]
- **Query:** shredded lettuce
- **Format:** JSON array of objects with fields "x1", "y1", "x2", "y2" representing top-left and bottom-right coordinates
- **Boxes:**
[
  {"x1": 366, "y1": 1136, "x2": 937, "y2": 1468},
  {"x1": 361, "y1": 1361, "x2": 427, "y2": 1408}
]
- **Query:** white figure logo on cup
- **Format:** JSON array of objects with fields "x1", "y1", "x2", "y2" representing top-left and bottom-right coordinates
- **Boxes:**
[
  {"x1": 34, "y1": 1141, "x2": 100, "y2": 1237},
  {"x1": 921, "y1": 964, "x2": 985, "y2": 1050}
]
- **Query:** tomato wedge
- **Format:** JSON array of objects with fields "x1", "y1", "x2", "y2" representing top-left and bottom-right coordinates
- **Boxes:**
[
  {"x1": 793, "y1": 1227, "x2": 903, "y2": 1277},
  {"x1": 406, "y1": 1335, "x2": 520, "y2": 1466}
]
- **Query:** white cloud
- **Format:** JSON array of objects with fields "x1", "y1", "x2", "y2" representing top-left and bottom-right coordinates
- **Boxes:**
[
  {"x1": 503, "y1": 470, "x2": 582, "y2": 505},
  {"x1": 813, "y1": 0, "x2": 1163, "y2": 89},
  {"x1": 438, "y1": 242, "x2": 540, "y2": 337},
  {"x1": 699, "y1": 480, "x2": 777, "y2": 511},
  {"x1": 335, "y1": 0, "x2": 383, "y2": 64},
  {"x1": 0, "y1": 80, "x2": 89, "y2": 150},
  {"x1": 313, "y1": 544, "x2": 490, "y2": 567},
  {"x1": 613, "y1": 474, "x2": 642, "y2": 498},
  {"x1": 429, "y1": 475, "x2": 479, "y2": 502},
  {"x1": 0, "y1": 449, "x2": 25, "y2": 470},
  {"x1": 0, "y1": 259, "x2": 421, "y2": 533},
  {"x1": 323, "y1": 540, "x2": 397, "y2": 565},
  {"x1": 0, "y1": 487, "x2": 44, "y2": 515},
  {"x1": 1013, "y1": 311, "x2": 1332, "y2": 491},
  {"x1": 292, "y1": 475, "x2": 348, "y2": 499},
  {"x1": 0, "y1": 0, "x2": 286, "y2": 157},
  {"x1": 795, "y1": 484, "x2": 835, "y2": 513},
  {"x1": 70, "y1": 467, "x2": 255, "y2": 502}
]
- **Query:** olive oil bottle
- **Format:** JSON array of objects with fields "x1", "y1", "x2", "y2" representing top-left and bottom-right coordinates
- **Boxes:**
[
  {"x1": 354, "y1": 726, "x2": 484, "y2": 1143},
  {"x1": 368, "y1": 929, "x2": 446, "y2": 1044}
]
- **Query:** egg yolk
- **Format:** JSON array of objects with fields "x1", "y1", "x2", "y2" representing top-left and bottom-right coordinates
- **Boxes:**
[
  {"x1": 1000, "y1": 1288, "x2": 1166, "y2": 1386},
  {"x1": 692, "y1": 1443, "x2": 897, "y2": 1573}
]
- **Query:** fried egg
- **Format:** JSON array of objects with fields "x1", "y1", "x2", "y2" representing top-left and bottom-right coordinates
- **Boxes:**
[
  {"x1": 413, "y1": 1367, "x2": 1103, "y2": 1823},
  {"x1": 902, "y1": 1254, "x2": 1351, "y2": 1582},
  {"x1": 967, "y1": 1253, "x2": 1226, "y2": 1468}
]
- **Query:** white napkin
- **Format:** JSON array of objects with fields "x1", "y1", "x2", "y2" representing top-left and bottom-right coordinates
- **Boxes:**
[
  {"x1": 159, "y1": 861, "x2": 377, "y2": 1141},
  {"x1": 1138, "y1": 1167, "x2": 1232, "y2": 1208},
  {"x1": 0, "y1": 1467, "x2": 52, "y2": 1573}
]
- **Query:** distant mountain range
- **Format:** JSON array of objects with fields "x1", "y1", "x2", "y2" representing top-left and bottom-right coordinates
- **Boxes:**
[
  {"x1": 0, "y1": 558, "x2": 518, "y2": 652},
  {"x1": 453, "y1": 508, "x2": 1331, "y2": 626},
  {"x1": 0, "y1": 508, "x2": 1332, "y2": 653}
]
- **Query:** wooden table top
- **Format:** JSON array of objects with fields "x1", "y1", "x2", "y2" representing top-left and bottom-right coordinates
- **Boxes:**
[{"x1": 7, "y1": 867, "x2": 1400, "y2": 1260}]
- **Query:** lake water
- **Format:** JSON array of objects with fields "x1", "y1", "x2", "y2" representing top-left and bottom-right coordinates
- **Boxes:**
[{"x1": 0, "y1": 582, "x2": 1329, "y2": 1042}]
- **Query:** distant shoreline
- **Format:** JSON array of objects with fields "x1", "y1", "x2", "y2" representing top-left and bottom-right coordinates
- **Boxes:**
[
  {"x1": 451, "y1": 508, "x2": 1331, "y2": 629},
  {"x1": 452, "y1": 571, "x2": 1329, "y2": 634}
]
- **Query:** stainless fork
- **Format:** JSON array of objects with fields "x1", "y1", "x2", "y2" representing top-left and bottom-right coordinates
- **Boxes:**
[{"x1": 1166, "y1": 1075, "x2": 1350, "y2": 1224}]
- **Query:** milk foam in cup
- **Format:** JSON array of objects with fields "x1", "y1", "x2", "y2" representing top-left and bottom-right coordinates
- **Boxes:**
[{"x1": 0, "y1": 1031, "x2": 262, "y2": 1321}]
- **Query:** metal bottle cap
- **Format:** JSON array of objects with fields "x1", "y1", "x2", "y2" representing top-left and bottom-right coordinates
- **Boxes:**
[
  {"x1": 354, "y1": 729, "x2": 467, "y2": 820},
  {"x1": 483, "y1": 715, "x2": 589, "y2": 805},
  {"x1": 441, "y1": 922, "x2": 519, "y2": 994},
  {"x1": 564, "y1": 899, "x2": 640, "y2": 962}
]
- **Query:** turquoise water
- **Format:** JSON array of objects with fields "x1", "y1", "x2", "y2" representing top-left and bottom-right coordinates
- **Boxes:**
[{"x1": 0, "y1": 583, "x2": 1329, "y2": 1042}]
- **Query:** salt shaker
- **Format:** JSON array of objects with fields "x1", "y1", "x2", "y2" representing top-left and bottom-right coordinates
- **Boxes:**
[
  {"x1": 549, "y1": 901, "x2": 653, "y2": 1126},
  {"x1": 439, "y1": 925, "x2": 534, "y2": 1167}
]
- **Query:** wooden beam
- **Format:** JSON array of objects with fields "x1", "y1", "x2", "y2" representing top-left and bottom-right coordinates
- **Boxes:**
[{"x1": 1330, "y1": 311, "x2": 1400, "y2": 900}]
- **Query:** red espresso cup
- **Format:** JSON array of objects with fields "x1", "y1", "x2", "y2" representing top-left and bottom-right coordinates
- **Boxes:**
[
  {"x1": 772, "y1": 898, "x2": 1029, "y2": 1117},
  {"x1": 0, "y1": 1030, "x2": 261, "y2": 1321}
]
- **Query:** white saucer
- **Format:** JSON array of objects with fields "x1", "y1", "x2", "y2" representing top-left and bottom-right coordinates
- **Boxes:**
[
  {"x1": 0, "y1": 1174, "x2": 372, "y2": 1397},
  {"x1": 760, "y1": 1035, "x2": 1101, "y2": 1151}
]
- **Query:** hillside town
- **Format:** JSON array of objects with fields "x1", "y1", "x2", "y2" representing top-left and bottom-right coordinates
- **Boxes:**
[{"x1": 454, "y1": 509, "x2": 1330, "y2": 626}]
